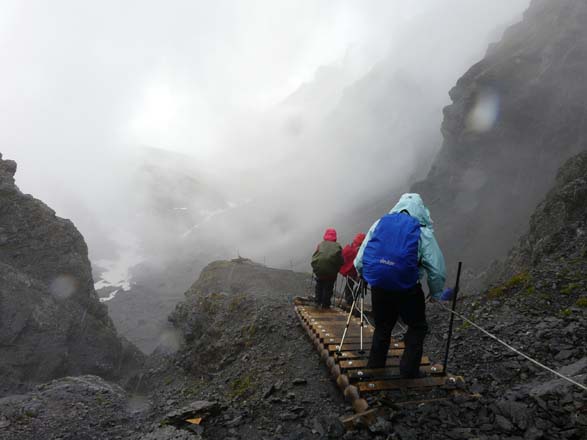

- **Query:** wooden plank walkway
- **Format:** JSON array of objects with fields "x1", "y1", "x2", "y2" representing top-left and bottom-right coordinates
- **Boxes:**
[{"x1": 294, "y1": 301, "x2": 463, "y2": 414}]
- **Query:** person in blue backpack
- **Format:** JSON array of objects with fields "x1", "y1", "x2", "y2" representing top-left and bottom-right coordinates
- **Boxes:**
[{"x1": 354, "y1": 193, "x2": 454, "y2": 378}]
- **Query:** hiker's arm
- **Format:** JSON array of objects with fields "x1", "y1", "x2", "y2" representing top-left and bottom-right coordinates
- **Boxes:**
[
  {"x1": 354, "y1": 219, "x2": 379, "y2": 276},
  {"x1": 419, "y1": 228, "x2": 446, "y2": 298}
]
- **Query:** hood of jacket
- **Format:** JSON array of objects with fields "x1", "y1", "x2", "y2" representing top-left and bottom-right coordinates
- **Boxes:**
[
  {"x1": 323, "y1": 228, "x2": 337, "y2": 242},
  {"x1": 389, "y1": 193, "x2": 433, "y2": 228}
]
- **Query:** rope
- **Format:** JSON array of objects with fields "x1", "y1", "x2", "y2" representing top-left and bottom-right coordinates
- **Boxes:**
[{"x1": 434, "y1": 301, "x2": 587, "y2": 392}]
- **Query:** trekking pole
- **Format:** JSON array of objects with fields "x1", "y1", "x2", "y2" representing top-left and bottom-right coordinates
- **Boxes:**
[
  {"x1": 359, "y1": 280, "x2": 365, "y2": 354},
  {"x1": 443, "y1": 262, "x2": 463, "y2": 374},
  {"x1": 336, "y1": 280, "x2": 361, "y2": 354}
]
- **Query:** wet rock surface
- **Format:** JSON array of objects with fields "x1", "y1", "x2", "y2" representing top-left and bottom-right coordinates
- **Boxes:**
[
  {"x1": 0, "y1": 154, "x2": 143, "y2": 397},
  {"x1": 139, "y1": 259, "x2": 348, "y2": 439},
  {"x1": 0, "y1": 375, "x2": 141, "y2": 440}
]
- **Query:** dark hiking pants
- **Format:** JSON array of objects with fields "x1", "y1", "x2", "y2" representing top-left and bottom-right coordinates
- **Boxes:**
[
  {"x1": 367, "y1": 284, "x2": 428, "y2": 377},
  {"x1": 315, "y1": 279, "x2": 335, "y2": 308}
]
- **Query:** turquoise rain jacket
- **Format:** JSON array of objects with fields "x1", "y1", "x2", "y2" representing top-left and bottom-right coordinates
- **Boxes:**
[{"x1": 354, "y1": 193, "x2": 447, "y2": 297}]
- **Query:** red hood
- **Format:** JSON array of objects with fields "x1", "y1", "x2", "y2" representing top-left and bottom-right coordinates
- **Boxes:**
[
  {"x1": 323, "y1": 228, "x2": 337, "y2": 242},
  {"x1": 352, "y1": 232, "x2": 366, "y2": 249}
]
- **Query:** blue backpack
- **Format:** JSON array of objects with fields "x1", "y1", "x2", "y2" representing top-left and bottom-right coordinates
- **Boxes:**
[{"x1": 362, "y1": 213, "x2": 421, "y2": 291}]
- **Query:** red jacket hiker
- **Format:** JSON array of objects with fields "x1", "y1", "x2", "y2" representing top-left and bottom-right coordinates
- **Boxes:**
[{"x1": 339, "y1": 232, "x2": 366, "y2": 278}]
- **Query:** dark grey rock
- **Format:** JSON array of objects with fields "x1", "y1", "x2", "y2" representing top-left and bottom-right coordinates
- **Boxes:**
[
  {"x1": 278, "y1": 411, "x2": 299, "y2": 421},
  {"x1": 555, "y1": 350, "x2": 575, "y2": 361},
  {"x1": 394, "y1": 424, "x2": 418, "y2": 440},
  {"x1": 368, "y1": 416, "x2": 393, "y2": 435},
  {"x1": 524, "y1": 426, "x2": 544, "y2": 440},
  {"x1": 497, "y1": 400, "x2": 530, "y2": 430},
  {"x1": 263, "y1": 384, "x2": 275, "y2": 399},
  {"x1": 163, "y1": 400, "x2": 220, "y2": 425},
  {"x1": 225, "y1": 415, "x2": 243, "y2": 427},
  {"x1": 0, "y1": 375, "x2": 136, "y2": 439},
  {"x1": 0, "y1": 155, "x2": 143, "y2": 396},
  {"x1": 495, "y1": 414, "x2": 514, "y2": 432}
]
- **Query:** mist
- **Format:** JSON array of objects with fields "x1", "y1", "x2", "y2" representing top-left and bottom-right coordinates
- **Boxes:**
[{"x1": 0, "y1": 0, "x2": 530, "y2": 285}]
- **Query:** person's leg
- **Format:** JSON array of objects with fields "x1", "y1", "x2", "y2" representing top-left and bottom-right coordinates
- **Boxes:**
[
  {"x1": 367, "y1": 288, "x2": 398, "y2": 368},
  {"x1": 322, "y1": 279, "x2": 335, "y2": 308},
  {"x1": 314, "y1": 278, "x2": 322, "y2": 304},
  {"x1": 398, "y1": 285, "x2": 428, "y2": 378}
]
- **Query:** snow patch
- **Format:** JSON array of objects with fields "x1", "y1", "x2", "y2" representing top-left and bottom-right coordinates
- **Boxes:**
[
  {"x1": 94, "y1": 246, "x2": 143, "y2": 293},
  {"x1": 99, "y1": 289, "x2": 119, "y2": 303}
]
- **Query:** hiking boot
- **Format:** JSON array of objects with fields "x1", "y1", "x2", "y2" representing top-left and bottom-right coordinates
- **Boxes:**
[
  {"x1": 366, "y1": 362, "x2": 386, "y2": 369},
  {"x1": 400, "y1": 369, "x2": 427, "y2": 379}
]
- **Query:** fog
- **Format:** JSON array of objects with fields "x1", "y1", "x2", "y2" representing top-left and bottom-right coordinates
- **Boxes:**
[{"x1": 0, "y1": 0, "x2": 530, "y2": 287}]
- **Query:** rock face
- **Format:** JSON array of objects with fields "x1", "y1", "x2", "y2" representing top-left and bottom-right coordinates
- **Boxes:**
[
  {"x1": 170, "y1": 258, "x2": 312, "y2": 374},
  {"x1": 0, "y1": 154, "x2": 142, "y2": 396},
  {"x1": 412, "y1": 0, "x2": 587, "y2": 276},
  {"x1": 488, "y1": 150, "x2": 587, "y2": 284}
]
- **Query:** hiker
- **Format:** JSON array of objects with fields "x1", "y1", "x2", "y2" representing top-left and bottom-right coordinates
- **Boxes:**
[
  {"x1": 311, "y1": 228, "x2": 344, "y2": 308},
  {"x1": 339, "y1": 232, "x2": 366, "y2": 305},
  {"x1": 354, "y1": 193, "x2": 453, "y2": 378}
]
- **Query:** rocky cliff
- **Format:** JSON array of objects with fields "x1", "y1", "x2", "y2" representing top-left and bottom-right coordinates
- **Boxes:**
[
  {"x1": 487, "y1": 150, "x2": 587, "y2": 285},
  {"x1": 407, "y1": 150, "x2": 587, "y2": 439},
  {"x1": 0, "y1": 153, "x2": 142, "y2": 396},
  {"x1": 412, "y1": 0, "x2": 587, "y2": 278}
]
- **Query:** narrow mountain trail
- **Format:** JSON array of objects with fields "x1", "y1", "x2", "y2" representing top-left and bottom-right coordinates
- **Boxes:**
[{"x1": 138, "y1": 260, "x2": 351, "y2": 439}]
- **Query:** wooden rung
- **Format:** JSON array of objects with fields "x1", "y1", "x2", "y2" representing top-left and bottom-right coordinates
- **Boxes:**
[
  {"x1": 327, "y1": 343, "x2": 405, "y2": 353},
  {"x1": 315, "y1": 327, "x2": 373, "y2": 334},
  {"x1": 347, "y1": 365, "x2": 444, "y2": 382},
  {"x1": 314, "y1": 331, "x2": 375, "y2": 340},
  {"x1": 301, "y1": 308, "x2": 346, "y2": 313},
  {"x1": 339, "y1": 356, "x2": 430, "y2": 369},
  {"x1": 328, "y1": 340, "x2": 404, "y2": 349},
  {"x1": 323, "y1": 338, "x2": 375, "y2": 345},
  {"x1": 306, "y1": 314, "x2": 372, "y2": 322},
  {"x1": 357, "y1": 376, "x2": 448, "y2": 393},
  {"x1": 311, "y1": 323, "x2": 371, "y2": 330}
]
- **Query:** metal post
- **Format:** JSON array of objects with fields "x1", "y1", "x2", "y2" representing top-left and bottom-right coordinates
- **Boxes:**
[{"x1": 443, "y1": 262, "x2": 462, "y2": 374}]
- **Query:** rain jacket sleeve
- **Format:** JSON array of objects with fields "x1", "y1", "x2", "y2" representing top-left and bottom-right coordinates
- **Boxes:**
[
  {"x1": 353, "y1": 219, "x2": 380, "y2": 276},
  {"x1": 418, "y1": 227, "x2": 446, "y2": 297}
]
